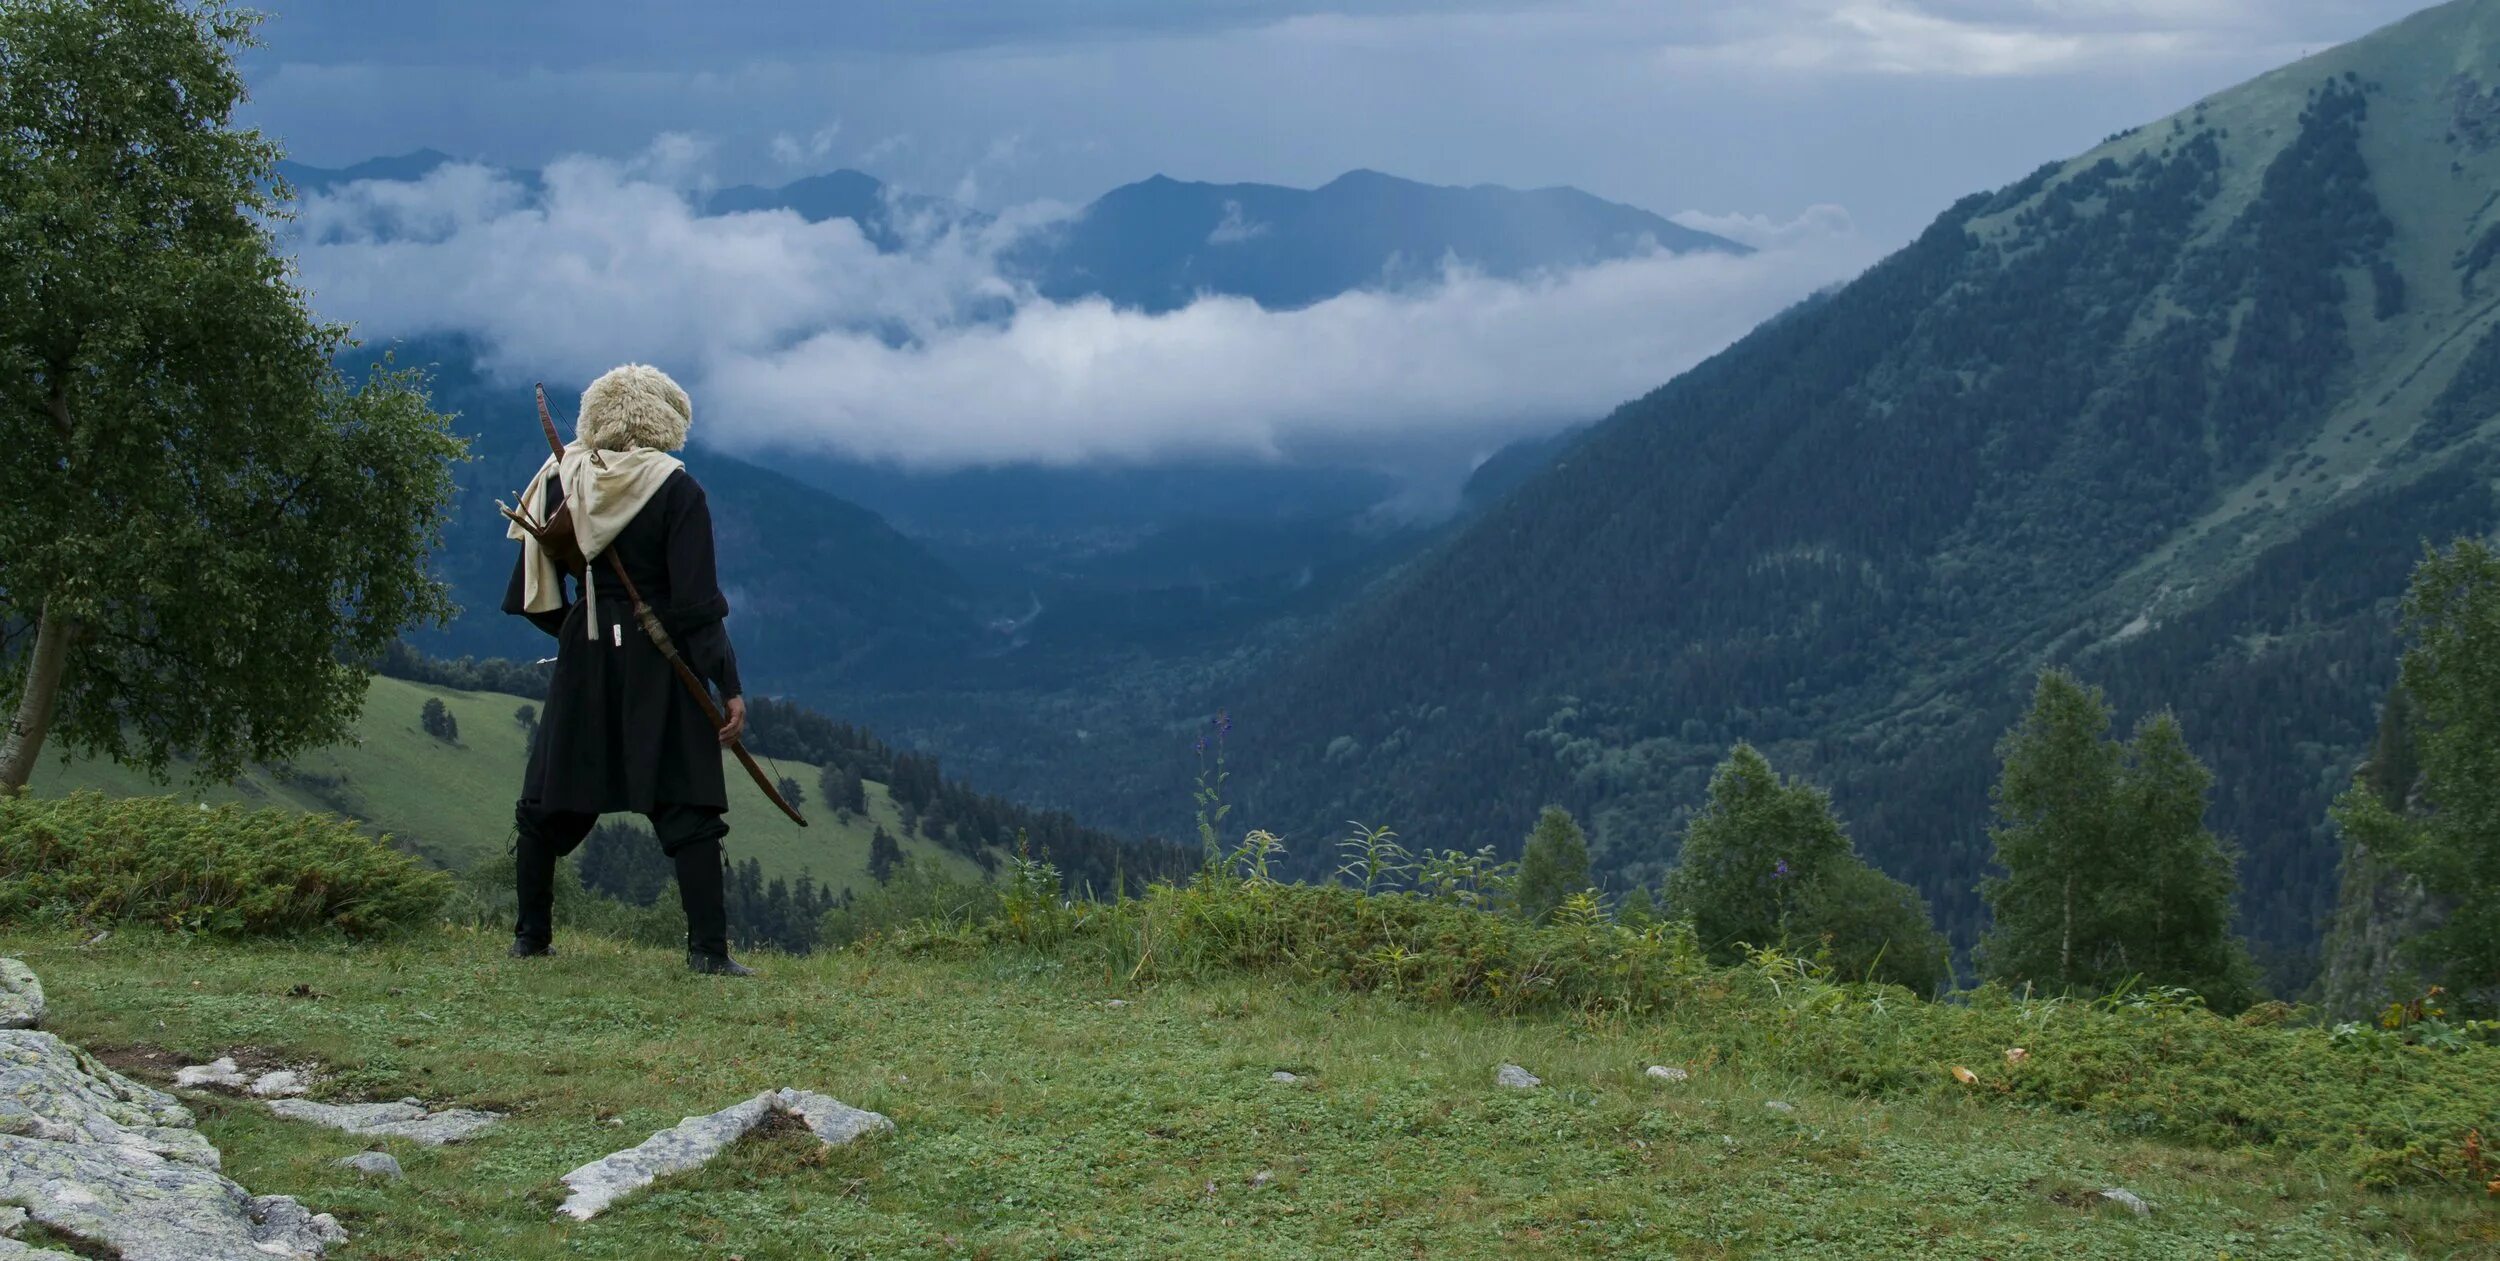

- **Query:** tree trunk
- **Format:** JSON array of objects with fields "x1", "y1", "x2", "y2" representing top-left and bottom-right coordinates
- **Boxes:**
[
  {"x1": 0, "y1": 601, "x2": 76, "y2": 794},
  {"x1": 2060, "y1": 874, "x2": 2075, "y2": 981}
]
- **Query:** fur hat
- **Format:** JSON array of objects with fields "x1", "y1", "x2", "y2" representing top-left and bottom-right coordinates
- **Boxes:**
[{"x1": 577, "y1": 363, "x2": 692, "y2": 452}]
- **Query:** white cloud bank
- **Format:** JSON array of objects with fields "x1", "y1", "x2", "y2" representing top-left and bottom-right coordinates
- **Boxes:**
[{"x1": 290, "y1": 151, "x2": 1873, "y2": 470}]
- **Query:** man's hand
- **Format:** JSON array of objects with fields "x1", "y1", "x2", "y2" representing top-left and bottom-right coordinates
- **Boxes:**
[{"x1": 717, "y1": 695, "x2": 747, "y2": 746}]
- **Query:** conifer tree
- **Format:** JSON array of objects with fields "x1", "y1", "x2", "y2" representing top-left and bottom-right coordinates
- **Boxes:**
[
  {"x1": 1514, "y1": 806, "x2": 1591, "y2": 922},
  {"x1": 868, "y1": 827, "x2": 903, "y2": 885}
]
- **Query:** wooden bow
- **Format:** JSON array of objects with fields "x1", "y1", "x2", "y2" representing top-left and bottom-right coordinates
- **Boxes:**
[{"x1": 497, "y1": 383, "x2": 808, "y2": 828}]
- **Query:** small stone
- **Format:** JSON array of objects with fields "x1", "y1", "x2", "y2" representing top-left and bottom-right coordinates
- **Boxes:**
[
  {"x1": 1764, "y1": 1100, "x2": 1796, "y2": 1114},
  {"x1": 1249, "y1": 1169, "x2": 1275, "y2": 1188},
  {"x1": 1644, "y1": 1065, "x2": 1689, "y2": 1083},
  {"x1": 0, "y1": 960, "x2": 43, "y2": 1030},
  {"x1": 175, "y1": 1058, "x2": 248, "y2": 1090},
  {"x1": 336, "y1": 1152, "x2": 403, "y2": 1179},
  {"x1": 250, "y1": 1070, "x2": 309, "y2": 1098},
  {"x1": 1104, "y1": 1000, "x2": 1129, "y2": 1009},
  {"x1": 1494, "y1": 1064, "x2": 1541, "y2": 1089},
  {"x1": 1269, "y1": 1071, "x2": 1300, "y2": 1084},
  {"x1": 2098, "y1": 1188, "x2": 2151, "y2": 1216}
]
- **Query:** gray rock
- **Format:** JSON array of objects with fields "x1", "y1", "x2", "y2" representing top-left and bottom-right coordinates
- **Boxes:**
[
  {"x1": 0, "y1": 961, "x2": 41, "y2": 1031},
  {"x1": 1494, "y1": 1064, "x2": 1541, "y2": 1089},
  {"x1": 557, "y1": 1091, "x2": 777, "y2": 1221},
  {"x1": 1764, "y1": 1100, "x2": 1796, "y2": 1114},
  {"x1": 175, "y1": 1058, "x2": 247, "y2": 1090},
  {"x1": 1269, "y1": 1071, "x2": 1300, "y2": 1084},
  {"x1": 336, "y1": 1151, "x2": 403, "y2": 1179},
  {"x1": 263, "y1": 1098, "x2": 502, "y2": 1146},
  {"x1": 0, "y1": 1031, "x2": 344, "y2": 1260},
  {"x1": 249, "y1": 1070, "x2": 309, "y2": 1098},
  {"x1": 773, "y1": 1088, "x2": 894, "y2": 1147},
  {"x1": 0, "y1": 1030, "x2": 216, "y2": 1168},
  {"x1": 2098, "y1": 1188, "x2": 2151, "y2": 1216},
  {"x1": 558, "y1": 1089, "x2": 893, "y2": 1221},
  {"x1": 1645, "y1": 1065, "x2": 1690, "y2": 1083}
]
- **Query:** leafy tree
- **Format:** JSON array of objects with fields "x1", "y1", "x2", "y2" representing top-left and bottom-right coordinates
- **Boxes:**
[
  {"x1": 776, "y1": 775, "x2": 805, "y2": 812},
  {"x1": 514, "y1": 704, "x2": 537, "y2": 737},
  {"x1": 1790, "y1": 860, "x2": 1951, "y2": 996},
  {"x1": 2331, "y1": 540, "x2": 2500, "y2": 998},
  {"x1": 0, "y1": 0, "x2": 462, "y2": 792},
  {"x1": 419, "y1": 698, "x2": 459, "y2": 744},
  {"x1": 1981, "y1": 671, "x2": 2124, "y2": 990},
  {"x1": 1668, "y1": 742, "x2": 1947, "y2": 991},
  {"x1": 2109, "y1": 712, "x2": 2257, "y2": 1006},
  {"x1": 1982, "y1": 670, "x2": 2254, "y2": 1005},
  {"x1": 1513, "y1": 806, "x2": 1591, "y2": 922},
  {"x1": 1668, "y1": 744, "x2": 1853, "y2": 955},
  {"x1": 868, "y1": 827, "x2": 903, "y2": 885},
  {"x1": 1615, "y1": 884, "x2": 1660, "y2": 930}
]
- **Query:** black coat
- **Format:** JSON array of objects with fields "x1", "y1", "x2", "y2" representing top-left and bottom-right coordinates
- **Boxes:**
[{"x1": 504, "y1": 467, "x2": 743, "y2": 815}]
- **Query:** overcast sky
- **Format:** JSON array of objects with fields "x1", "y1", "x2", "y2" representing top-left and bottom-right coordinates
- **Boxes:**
[
  {"x1": 241, "y1": 0, "x2": 2426, "y2": 244},
  {"x1": 245, "y1": 0, "x2": 2435, "y2": 471}
]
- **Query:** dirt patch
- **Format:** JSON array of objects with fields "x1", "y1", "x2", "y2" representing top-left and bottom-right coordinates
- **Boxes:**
[{"x1": 81, "y1": 1042, "x2": 181, "y2": 1081}]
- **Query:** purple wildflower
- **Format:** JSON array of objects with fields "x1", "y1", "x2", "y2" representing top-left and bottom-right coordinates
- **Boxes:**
[
  {"x1": 1194, "y1": 731, "x2": 1208, "y2": 753},
  {"x1": 1216, "y1": 709, "x2": 1233, "y2": 740},
  {"x1": 1774, "y1": 859, "x2": 1791, "y2": 879}
]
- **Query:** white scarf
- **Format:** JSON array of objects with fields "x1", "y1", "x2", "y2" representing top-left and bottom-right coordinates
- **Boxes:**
[{"x1": 505, "y1": 443, "x2": 684, "y2": 639}]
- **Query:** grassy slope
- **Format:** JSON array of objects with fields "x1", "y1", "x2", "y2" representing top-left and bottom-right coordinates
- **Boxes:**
[
  {"x1": 11, "y1": 927, "x2": 2491, "y2": 1260},
  {"x1": 31, "y1": 675, "x2": 986, "y2": 896}
]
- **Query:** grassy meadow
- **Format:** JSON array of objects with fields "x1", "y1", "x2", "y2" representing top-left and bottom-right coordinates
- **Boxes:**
[{"x1": 8, "y1": 922, "x2": 2496, "y2": 1260}]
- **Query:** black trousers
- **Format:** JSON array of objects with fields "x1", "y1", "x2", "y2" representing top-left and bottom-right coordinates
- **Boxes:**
[{"x1": 512, "y1": 800, "x2": 734, "y2": 956}]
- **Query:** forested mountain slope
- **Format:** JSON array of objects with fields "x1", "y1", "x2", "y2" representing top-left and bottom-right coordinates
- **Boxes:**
[{"x1": 1229, "y1": 0, "x2": 2500, "y2": 975}]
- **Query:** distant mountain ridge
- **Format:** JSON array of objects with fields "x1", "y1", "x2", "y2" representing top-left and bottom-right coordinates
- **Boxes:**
[
  {"x1": 1010, "y1": 168, "x2": 1743, "y2": 312},
  {"x1": 273, "y1": 154, "x2": 1740, "y2": 311}
]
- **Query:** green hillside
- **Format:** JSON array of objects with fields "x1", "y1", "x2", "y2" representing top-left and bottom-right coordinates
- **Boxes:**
[
  {"x1": 1200, "y1": 0, "x2": 2500, "y2": 974},
  {"x1": 30, "y1": 674, "x2": 987, "y2": 896}
]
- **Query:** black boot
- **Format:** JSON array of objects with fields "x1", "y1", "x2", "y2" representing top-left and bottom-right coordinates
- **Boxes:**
[
  {"x1": 673, "y1": 839, "x2": 754, "y2": 977},
  {"x1": 511, "y1": 816, "x2": 559, "y2": 959}
]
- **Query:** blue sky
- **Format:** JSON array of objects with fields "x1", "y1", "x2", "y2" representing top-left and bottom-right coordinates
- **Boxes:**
[{"x1": 245, "y1": 0, "x2": 2435, "y2": 470}]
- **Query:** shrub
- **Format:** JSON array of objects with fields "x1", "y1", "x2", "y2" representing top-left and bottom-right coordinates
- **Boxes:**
[
  {"x1": 0, "y1": 792, "x2": 448, "y2": 936},
  {"x1": 820, "y1": 857, "x2": 1001, "y2": 948}
]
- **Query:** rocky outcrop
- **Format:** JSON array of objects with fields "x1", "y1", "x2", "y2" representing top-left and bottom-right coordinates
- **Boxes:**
[
  {"x1": 0, "y1": 1026, "x2": 343, "y2": 1260},
  {"x1": 558, "y1": 1088, "x2": 892, "y2": 1221},
  {"x1": 0, "y1": 963, "x2": 40, "y2": 1031},
  {"x1": 264, "y1": 1098, "x2": 502, "y2": 1146}
]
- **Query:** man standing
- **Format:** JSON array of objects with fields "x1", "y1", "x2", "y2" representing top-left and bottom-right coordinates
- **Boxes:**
[{"x1": 502, "y1": 364, "x2": 755, "y2": 976}]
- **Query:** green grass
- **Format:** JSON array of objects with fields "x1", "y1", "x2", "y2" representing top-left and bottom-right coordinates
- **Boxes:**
[
  {"x1": 30, "y1": 674, "x2": 988, "y2": 896},
  {"x1": 11, "y1": 926, "x2": 2495, "y2": 1260}
]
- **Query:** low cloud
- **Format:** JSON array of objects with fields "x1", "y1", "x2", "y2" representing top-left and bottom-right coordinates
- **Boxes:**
[
  {"x1": 1207, "y1": 199, "x2": 1270, "y2": 245},
  {"x1": 289, "y1": 151, "x2": 1872, "y2": 470}
]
